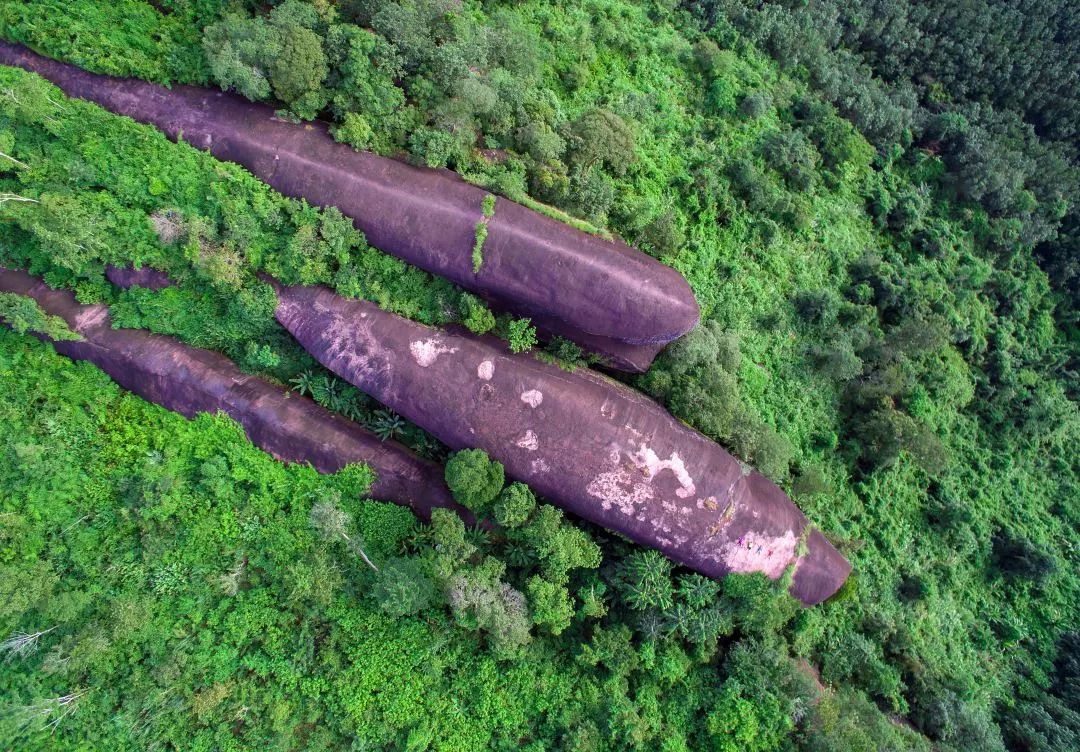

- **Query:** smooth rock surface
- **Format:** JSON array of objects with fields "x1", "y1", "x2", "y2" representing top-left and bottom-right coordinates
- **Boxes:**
[
  {"x1": 0, "y1": 41, "x2": 700, "y2": 372},
  {"x1": 0, "y1": 267, "x2": 462, "y2": 522},
  {"x1": 273, "y1": 282, "x2": 852, "y2": 605},
  {"x1": 105, "y1": 264, "x2": 174, "y2": 291}
]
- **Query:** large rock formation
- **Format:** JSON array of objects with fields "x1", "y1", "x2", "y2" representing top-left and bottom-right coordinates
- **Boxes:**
[
  {"x1": 105, "y1": 264, "x2": 174, "y2": 291},
  {"x1": 0, "y1": 268, "x2": 462, "y2": 522},
  {"x1": 272, "y1": 282, "x2": 851, "y2": 605},
  {"x1": 0, "y1": 41, "x2": 700, "y2": 372}
]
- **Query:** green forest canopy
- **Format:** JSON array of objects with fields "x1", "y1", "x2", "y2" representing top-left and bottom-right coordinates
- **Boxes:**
[{"x1": 0, "y1": 1, "x2": 1077, "y2": 750}]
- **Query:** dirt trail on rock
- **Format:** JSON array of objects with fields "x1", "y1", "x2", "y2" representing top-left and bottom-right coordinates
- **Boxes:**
[
  {"x1": 0, "y1": 41, "x2": 700, "y2": 372},
  {"x1": 272, "y1": 281, "x2": 851, "y2": 605},
  {"x1": 0, "y1": 267, "x2": 463, "y2": 522}
]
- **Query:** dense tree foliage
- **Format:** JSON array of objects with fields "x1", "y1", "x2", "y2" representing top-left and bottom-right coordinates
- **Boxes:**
[
  {"x1": 2, "y1": 330, "x2": 895, "y2": 748},
  {"x1": 444, "y1": 448, "x2": 505, "y2": 514},
  {"x1": 689, "y1": 0, "x2": 1080, "y2": 313},
  {"x1": 0, "y1": 292, "x2": 81, "y2": 341},
  {"x1": 1, "y1": 0, "x2": 1078, "y2": 749}
]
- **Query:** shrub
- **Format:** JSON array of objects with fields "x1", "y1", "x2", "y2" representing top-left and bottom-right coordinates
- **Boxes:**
[
  {"x1": 803, "y1": 688, "x2": 932, "y2": 752},
  {"x1": 444, "y1": 449, "x2": 505, "y2": 514},
  {"x1": 459, "y1": 293, "x2": 496, "y2": 334},
  {"x1": 373, "y1": 557, "x2": 439, "y2": 616},
  {"x1": 527, "y1": 576, "x2": 574, "y2": 635},
  {"x1": 0, "y1": 293, "x2": 81, "y2": 341},
  {"x1": 621, "y1": 550, "x2": 674, "y2": 611},
  {"x1": 493, "y1": 482, "x2": 536, "y2": 528},
  {"x1": 507, "y1": 317, "x2": 538, "y2": 353},
  {"x1": 472, "y1": 220, "x2": 488, "y2": 273}
]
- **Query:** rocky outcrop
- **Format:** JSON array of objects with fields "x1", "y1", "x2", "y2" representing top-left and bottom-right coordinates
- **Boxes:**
[
  {"x1": 0, "y1": 267, "x2": 462, "y2": 522},
  {"x1": 272, "y1": 282, "x2": 851, "y2": 605},
  {"x1": 0, "y1": 41, "x2": 700, "y2": 372},
  {"x1": 105, "y1": 264, "x2": 174, "y2": 290}
]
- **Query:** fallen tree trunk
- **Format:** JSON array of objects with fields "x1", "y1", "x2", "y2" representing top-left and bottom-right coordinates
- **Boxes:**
[
  {"x1": 272, "y1": 282, "x2": 852, "y2": 605},
  {"x1": 0, "y1": 267, "x2": 462, "y2": 522},
  {"x1": 0, "y1": 41, "x2": 700, "y2": 372}
]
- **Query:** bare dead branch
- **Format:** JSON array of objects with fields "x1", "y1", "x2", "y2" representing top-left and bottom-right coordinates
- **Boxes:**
[{"x1": 1, "y1": 626, "x2": 57, "y2": 662}]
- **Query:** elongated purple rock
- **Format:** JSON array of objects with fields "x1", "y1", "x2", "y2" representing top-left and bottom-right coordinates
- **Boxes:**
[
  {"x1": 0, "y1": 268, "x2": 463, "y2": 521},
  {"x1": 272, "y1": 282, "x2": 851, "y2": 605},
  {"x1": 105, "y1": 264, "x2": 174, "y2": 291},
  {"x1": 0, "y1": 41, "x2": 700, "y2": 372}
]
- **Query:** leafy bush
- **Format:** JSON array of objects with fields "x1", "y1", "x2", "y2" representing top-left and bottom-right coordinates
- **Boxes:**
[
  {"x1": 373, "y1": 557, "x2": 439, "y2": 616},
  {"x1": 506, "y1": 317, "x2": 538, "y2": 353},
  {"x1": 493, "y1": 482, "x2": 536, "y2": 528},
  {"x1": 0, "y1": 292, "x2": 81, "y2": 341},
  {"x1": 4, "y1": 1, "x2": 1079, "y2": 748},
  {"x1": 444, "y1": 448, "x2": 505, "y2": 514}
]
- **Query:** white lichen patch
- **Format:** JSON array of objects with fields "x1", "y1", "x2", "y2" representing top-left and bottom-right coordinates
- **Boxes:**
[
  {"x1": 530, "y1": 458, "x2": 550, "y2": 474},
  {"x1": 74, "y1": 305, "x2": 110, "y2": 332},
  {"x1": 520, "y1": 389, "x2": 543, "y2": 408},
  {"x1": 477, "y1": 360, "x2": 494, "y2": 380},
  {"x1": 409, "y1": 338, "x2": 458, "y2": 367},
  {"x1": 586, "y1": 444, "x2": 700, "y2": 519},
  {"x1": 629, "y1": 445, "x2": 697, "y2": 499},
  {"x1": 516, "y1": 430, "x2": 539, "y2": 450},
  {"x1": 722, "y1": 530, "x2": 799, "y2": 579},
  {"x1": 587, "y1": 467, "x2": 655, "y2": 515}
]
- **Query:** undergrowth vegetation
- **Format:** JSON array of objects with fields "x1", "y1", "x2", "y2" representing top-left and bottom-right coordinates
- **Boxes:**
[
  {"x1": 0, "y1": 328, "x2": 911, "y2": 750},
  {"x1": 1, "y1": 1, "x2": 1077, "y2": 750}
]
